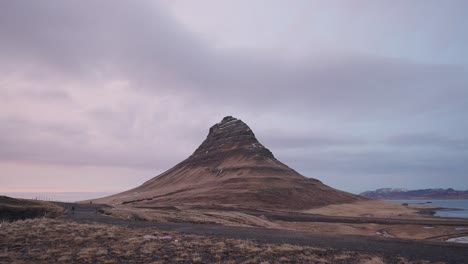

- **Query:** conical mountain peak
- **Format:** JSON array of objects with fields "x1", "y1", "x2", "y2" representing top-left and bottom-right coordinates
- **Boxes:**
[
  {"x1": 208, "y1": 116, "x2": 254, "y2": 141},
  {"x1": 190, "y1": 116, "x2": 274, "y2": 161},
  {"x1": 94, "y1": 116, "x2": 365, "y2": 210}
]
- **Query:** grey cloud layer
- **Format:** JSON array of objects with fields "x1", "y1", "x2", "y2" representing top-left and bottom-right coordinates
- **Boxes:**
[
  {"x1": 387, "y1": 133, "x2": 468, "y2": 150},
  {"x1": 2, "y1": 1, "x2": 467, "y2": 114},
  {"x1": 1, "y1": 1, "x2": 467, "y2": 191}
]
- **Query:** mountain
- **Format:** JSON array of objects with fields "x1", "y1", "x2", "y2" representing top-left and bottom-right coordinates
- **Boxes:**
[
  {"x1": 360, "y1": 188, "x2": 468, "y2": 200},
  {"x1": 94, "y1": 116, "x2": 365, "y2": 210}
]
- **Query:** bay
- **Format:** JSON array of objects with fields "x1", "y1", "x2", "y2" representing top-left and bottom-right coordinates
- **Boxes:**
[{"x1": 389, "y1": 199, "x2": 468, "y2": 218}]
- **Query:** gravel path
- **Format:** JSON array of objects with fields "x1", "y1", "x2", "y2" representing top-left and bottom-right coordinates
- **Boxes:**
[{"x1": 58, "y1": 203, "x2": 468, "y2": 263}]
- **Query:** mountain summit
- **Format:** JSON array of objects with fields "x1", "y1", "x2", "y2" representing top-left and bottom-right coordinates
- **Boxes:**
[
  {"x1": 190, "y1": 116, "x2": 275, "y2": 162},
  {"x1": 95, "y1": 116, "x2": 364, "y2": 210}
]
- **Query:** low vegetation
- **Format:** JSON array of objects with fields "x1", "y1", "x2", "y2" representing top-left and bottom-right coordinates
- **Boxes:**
[
  {"x1": 102, "y1": 205, "x2": 279, "y2": 228},
  {"x1": 103, "y1": 204, "x2": 468, "y2": 241},
  {"x1": 0, "y1": 196, "x2": 65, "y2": 222},
  {"x1": 0, "y1": 218, "x2": 415, "y2": 264}
]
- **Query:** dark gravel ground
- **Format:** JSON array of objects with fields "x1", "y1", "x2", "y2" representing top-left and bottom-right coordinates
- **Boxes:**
[{"x1": 58, "y1": 203, "x2": 468, "y2": 264}]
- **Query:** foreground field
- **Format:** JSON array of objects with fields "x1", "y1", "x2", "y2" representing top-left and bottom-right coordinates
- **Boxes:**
[
  {"x1": 1, "y1": 218, "x2": 404, "y2": 264},
  {"x1": 100, "y1": 200, "x2": 468, "y2": 241},
  {"x1": 2, "y1": 199, "x2": 467, "y2": 263}
]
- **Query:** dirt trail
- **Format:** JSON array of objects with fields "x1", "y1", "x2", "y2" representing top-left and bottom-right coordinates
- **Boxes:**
[{"x1": 57, "y1": 203, "x2": 468, "y2": 264}]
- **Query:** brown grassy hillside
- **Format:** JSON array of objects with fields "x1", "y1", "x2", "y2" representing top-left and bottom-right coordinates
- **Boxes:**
[{"x1": 94, "y1": 116, "x2": 365, "y2": 210}]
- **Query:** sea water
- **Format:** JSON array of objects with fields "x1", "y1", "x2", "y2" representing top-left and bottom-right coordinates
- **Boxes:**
[{"x1": 389, "y1": 199, "x2": 468, "y2": 218}]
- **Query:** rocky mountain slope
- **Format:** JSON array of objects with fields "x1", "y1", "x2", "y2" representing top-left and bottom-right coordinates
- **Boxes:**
[
  {"x1": 94, "y1": 116, "x2": 365, "y2": 210},
  {"x1": 360, "y1": 188, "x2": 468, "y2": 199}
]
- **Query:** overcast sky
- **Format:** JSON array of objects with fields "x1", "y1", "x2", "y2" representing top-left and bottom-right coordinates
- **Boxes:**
[{"x1": 1, "y1": 0, "x2": 467, "y2": 195}]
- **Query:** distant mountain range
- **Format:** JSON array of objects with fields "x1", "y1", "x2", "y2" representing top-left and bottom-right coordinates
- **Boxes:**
[{"x1": 360, "y1": 188, "x2": 468, "y2": 200}]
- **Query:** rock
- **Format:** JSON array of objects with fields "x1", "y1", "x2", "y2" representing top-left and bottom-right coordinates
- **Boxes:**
[
  {"x1": 446, "y1": 236, "x2": 468, "y2": 243},
  {"x1": 190, "y1": 116, "x2": 274, "y2": 165}
]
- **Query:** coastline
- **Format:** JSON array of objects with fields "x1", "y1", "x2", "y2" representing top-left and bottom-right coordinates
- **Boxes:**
[{"x1": 386, "y1": 198, "x2": 468, "y2": 201}]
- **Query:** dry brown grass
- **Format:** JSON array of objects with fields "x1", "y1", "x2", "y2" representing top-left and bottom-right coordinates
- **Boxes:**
[
  {"x1": 276, "y1": 221, "x2": 468, "y2": 240},
  {"x1": 0, "y1": 197, "x2": 65, "y2": 222},
  {"x1": 102, "y1": 203, "x2": 468, "y2": 241},
  {"x1": 359, "y1": 256, "x2": 386, "y2": 264},
  {"x1": 301, "y1": 200, "x2": 435, "y2": 219},
  {"x1": 0, "y1": 218, "x2": 410, "y2": 264},
  {"x1": 103, "y1": 205, "x2": 279, "y2": 228}
]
